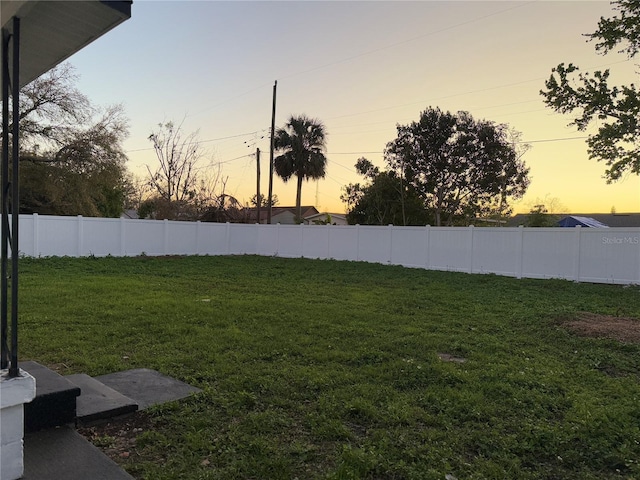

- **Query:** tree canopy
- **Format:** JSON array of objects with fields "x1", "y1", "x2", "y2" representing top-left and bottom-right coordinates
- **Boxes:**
[
  {"x1": 8, "y1": 65, "x2": 132, "y2": 217},
  {"x1": 540, "y1": 0, "x2": 640, "y2": 182},
  {"x1": 147, "y1": 120, "x2": 203, "y2": 204},
  {"x1": 342, "y1": 158, "x2": 429, "y2": 225},
  {"x1": 16, "y1": 63, "x2": 92, "y2": 149},
  {"x1": 274, "y1": 115, "x2": 327, "y2": 223},
  {"x1": 384, "y1": 107, "x2": 530, "y2": 226}
]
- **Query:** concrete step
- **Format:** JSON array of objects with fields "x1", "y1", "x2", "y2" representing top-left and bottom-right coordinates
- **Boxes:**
[
  {"x1": 20, "y1": 361, "x2": 81, "y2": 433},
  {"x1": 65, "y1": 374, "x2": 138, "y2": 425}
]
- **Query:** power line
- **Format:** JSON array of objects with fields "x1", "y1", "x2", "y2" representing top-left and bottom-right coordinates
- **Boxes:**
[
  {"x1": 328, "y1": 151, "x2": 383, "y2": 155},
  {"x1": 279, "y1": 1, "x2": 537, "y2": 81},
  {"x1": 219, "y1": 153, "x2": 254, "y2": 165},
  {"x1": 324, "y1": 135, "x2": 590, "y2": 165},
  {"x1": 327, "y1": 59, "x2": 630, "y2": 121},
  {"x1": 188, "y1": 83, "x2": 273, "y2": 118},
  {"x1": 526, "y1": 135, "x2": 588, "y2": 144},
  {"x1": 125, "y1": 130, "x2": 264, "y2": 154}
]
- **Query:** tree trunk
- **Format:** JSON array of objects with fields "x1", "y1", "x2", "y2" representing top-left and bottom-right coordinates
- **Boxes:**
[{"x1": 295, "y1": 173, "x2": 303, "y2": 224}]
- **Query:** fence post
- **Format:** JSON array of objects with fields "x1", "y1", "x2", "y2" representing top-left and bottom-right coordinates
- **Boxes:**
[
  {"x1": 276, "y1": 223, "x2": 280, "y2": 257},
  {"x1": 424, "y1": 225, "x2": 430, "y2": 270},
  {"x1": 356, "y1": 224, "x2": 360, "y2": 261},
  {"x1": 326, "y1": 223, "x2": 331, "y2": 260},
  {"x1": 163, "y1": 219, "x2": 169, "y2": 255},
  {"x1": 573, "y1": 226, "x2": 582, "y2": 282},
  {"x1": 254, "y1": 222, "x2": 259, "y2": 255},
  {"x1": 195, "y1": 221, "x2": 200, "y2": 255},
  {"x1": 225, "y1": 222, "x2": 231, "y2": 255},
  {"x1": 516, "y1": 226, "x2": 524, "y2": 279},
  {"x1": 637, "y1": 232, "x2": 640, "y2": 285},
  {"x1": 32, "y1": 213, "x2": 38, "y2": 257},
  {"x1": 300, "y1": 223, "x2": 305, "y2": 258},
  {"x1": 468, "y1": 225, "x2": 474, "y2": 273},
  {"x1": 77, "y1": 215, "x2": 83, "y2": 257},
  {"x1": 388, "y1": 224, "x2": 393, "y2": 264},
  {"x1": 120, "y1": 217, "x2": 126, "y2": 257}
]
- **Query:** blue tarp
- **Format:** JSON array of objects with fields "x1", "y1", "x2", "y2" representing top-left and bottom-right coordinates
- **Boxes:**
[{"x1": 558, "y1": 216, "x2": 609, "y2": 228}]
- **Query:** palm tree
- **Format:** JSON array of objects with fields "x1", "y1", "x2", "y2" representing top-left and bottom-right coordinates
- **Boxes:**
[{"x1": 273, "y1": 115, "x2": 327, "y2": 223}]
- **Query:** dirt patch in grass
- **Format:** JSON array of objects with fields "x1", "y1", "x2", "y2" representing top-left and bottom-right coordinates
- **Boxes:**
[
  {"x1": 438, "y1": 353, "x2": 467, "y2": 363},
  {"x1": 78, "y1": 412, "x2": 154, "y2": 467},
  {"x1": 562, "y1": 312, "x2": 640, "y2": 344}
]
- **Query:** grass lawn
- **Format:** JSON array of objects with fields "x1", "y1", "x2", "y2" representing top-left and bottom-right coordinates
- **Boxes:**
[{"x1": 18, "y1": 255, "x2": 640, "y2": 479}]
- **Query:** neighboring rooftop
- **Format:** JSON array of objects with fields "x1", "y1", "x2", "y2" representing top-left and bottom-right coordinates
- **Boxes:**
[
  {"x1": 244, "y1": 206, "x2": 320, "y2": 224},
  {"x1": 558, "y1": 216, "x2": 610, "y2": 228},
  {"x1": 507, "y1": 213, "x2": 640, "y2": 228}
]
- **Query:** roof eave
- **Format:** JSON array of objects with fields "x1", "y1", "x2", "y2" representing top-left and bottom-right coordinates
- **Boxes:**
[{"x1": 1, "y1": 0, "x2": 132, "y2": 89}]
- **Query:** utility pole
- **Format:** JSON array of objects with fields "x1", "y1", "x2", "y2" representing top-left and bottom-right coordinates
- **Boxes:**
[
  {"x1": 267, "y1": 80, "x2": 277, "y2": 224},
  {"x1": 256, "y1": 148, "x2": 261, "y2": 224}
]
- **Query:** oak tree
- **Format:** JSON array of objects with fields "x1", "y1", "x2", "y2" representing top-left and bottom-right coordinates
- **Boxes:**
[
  {"x1": 342, "y1": 158, "x2": 429, "y2": 226},
  {"x1": 385, "y1": 107, "x2": 530, "y2": 226},
  {"x1": 8, "y1": 64, "x2": 132, "y2": 217},
  {"x1": 541, "y1": 0, "x2": 640, "y2": 181}
]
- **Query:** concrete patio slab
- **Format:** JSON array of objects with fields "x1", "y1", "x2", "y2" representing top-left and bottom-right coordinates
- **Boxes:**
[{"x1": 96, "y1": 368, "x2": 201, "y2": 409}]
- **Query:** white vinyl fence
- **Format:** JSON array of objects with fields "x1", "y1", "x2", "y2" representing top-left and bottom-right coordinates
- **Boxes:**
[{"x1": 17, "y1": 213, "x2": 640, "y2": 285}]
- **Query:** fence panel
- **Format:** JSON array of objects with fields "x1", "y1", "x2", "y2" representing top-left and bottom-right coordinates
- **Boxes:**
[
  {"x1": 124, "y1": 219, "x2": 165, "y2": 256},
  {"x1": 358, "y1": 225, "x2": 392, "y2": 264},
  {"x1": 16, "y1": 214, "x2": 640, "y2": 285},
  {"x1": 18, "y1": 215, "x2": 34, "y2": 257},
  {"x1": 256, "y1": 224, "x2": 278, "y2": 256},
  {"x1": 327, "y1": 226, "x2": 358, "y2": 261},
  {"x1": 195, "y1": 222, "x2": 225, "y2": 255},
  {"x1": 165, "y1": 221, "x2": 198, "y2": 255},
  {"x1": 471, "y1": 227, "x2": 521, "y2": 276},
  {"x1": 36, "y1": 215, "x2": 79, "y2": 257},
  {"x1": 226, "y1": 223, "x2": 258, "y2": 255},
  {"x1": 302, "y1": 225, "x2": 329, "y2": 259},
  {"x1": 390, "y1": 227, "x2": 427, "y2": 268},
  {"x1": 579, "y1": 229, "x2": 640, "y2": 284},
  {"x1": 82, "y1": 217, "x2": 120, "y2": 256},
  {"x1": 521, "y1": 228, "x2": 577, "y2": 280},
  {"x1": 427, "y1": 227, "x2": 472, "y2": 272},
  {"x1": 276, "y1": 225, "x2": 303, "y2": 258}
]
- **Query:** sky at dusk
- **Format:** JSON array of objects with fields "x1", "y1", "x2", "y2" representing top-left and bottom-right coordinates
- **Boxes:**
[{"x1": 69, "y1": 0, "x2": 640, "y2": 215}]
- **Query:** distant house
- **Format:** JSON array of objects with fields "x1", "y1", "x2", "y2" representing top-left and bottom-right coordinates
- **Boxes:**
[
  {"x1": 120, "y1": 209, "x2": 139, "y2": 220},
  {"x1": 303, "y1": 212, "x2": 348, "y2": 226},
  {"x1": 243, "y1": 206, "x2": 319, "y2": 224},
  {"x1": 272, "y1": 206, "x2": 319, "y2": 224},
  {"x1": 508, "y1": 213, "x2": 640, "y2": 228},
  {"x1": 557, "y1": 216, "x2": 609, "y2": 228}
]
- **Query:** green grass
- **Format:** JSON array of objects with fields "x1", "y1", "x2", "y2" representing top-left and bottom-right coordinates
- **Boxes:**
[{"x1": 17, "y1": 255, "x2": 640, "y2": 479}]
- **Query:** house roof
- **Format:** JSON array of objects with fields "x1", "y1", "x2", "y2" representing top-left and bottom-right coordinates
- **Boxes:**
[
  {"x1": 121, "y1": 208, "x2": 139, "y2": 220},
  {"x1": 1, "y1": 0, "x2": 132, "y2": 90},
  {"x1": 508, "y1": 213, "x2": 640, "y2": 228},
  {"x1": 583, "y1": 213, "x2": 640, "y2": 228},
  {"x1": 244, "y1": 206, "x2": 319, "y2": 223},
  {"x1": 305, "y1": 212, "x2": 347, "y2": 222},
  {"x1": 558, "y1": 216, "x2": 609, "y2": 228}
]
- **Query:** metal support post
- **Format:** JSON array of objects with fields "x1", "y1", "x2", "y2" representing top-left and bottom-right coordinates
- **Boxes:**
[
  {"x1": 0, "y1": 26, "x2": 9, "y2": 371},
  {"x1": 0, "y1": 17, "x2": 20, "y2": 377}
]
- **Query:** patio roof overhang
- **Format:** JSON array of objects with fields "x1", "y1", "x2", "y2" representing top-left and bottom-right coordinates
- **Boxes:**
[{"x1": 1, "y1": 0, "x2": 132, "y2": 90}]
